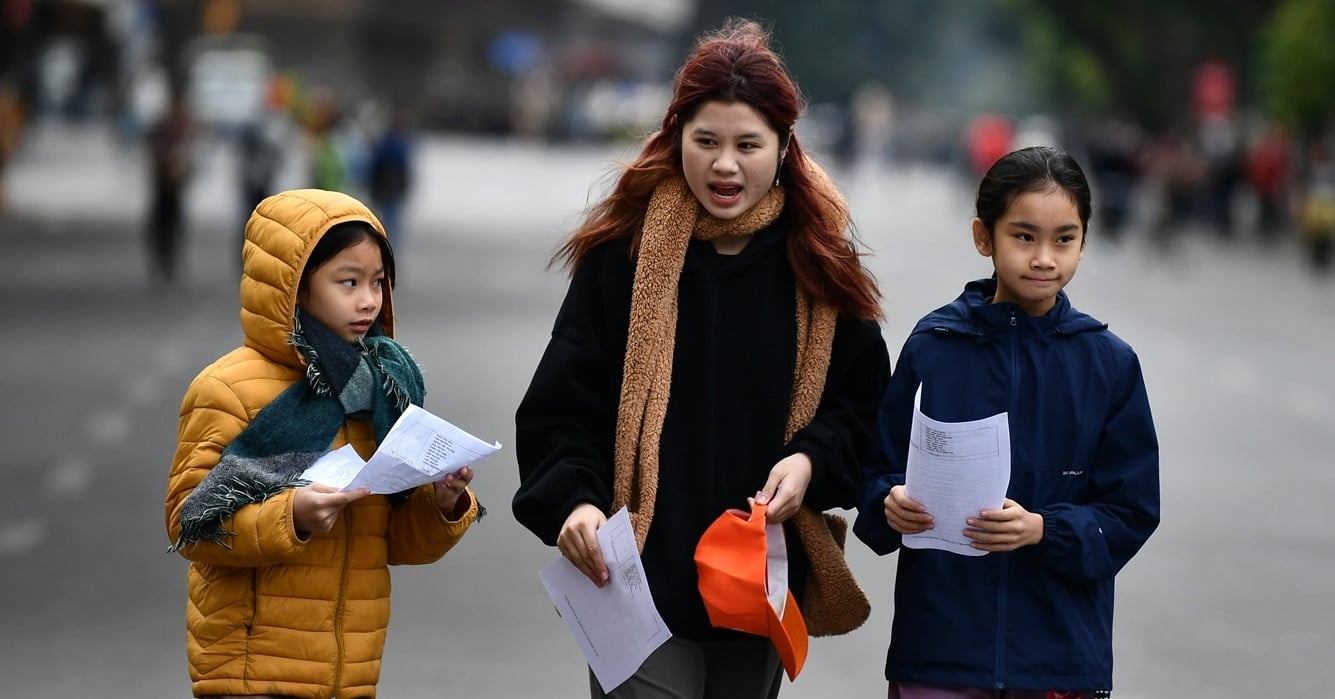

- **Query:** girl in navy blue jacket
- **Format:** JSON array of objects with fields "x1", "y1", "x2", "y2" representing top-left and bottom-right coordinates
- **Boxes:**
[{"x1": 854, "y1": 146, "x2": 1160, "y2": 698}]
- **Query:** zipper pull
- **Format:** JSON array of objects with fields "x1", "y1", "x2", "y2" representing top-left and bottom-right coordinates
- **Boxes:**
[{"x1": 1009, "y1": 310, "x2": 1017, "y2": 326}]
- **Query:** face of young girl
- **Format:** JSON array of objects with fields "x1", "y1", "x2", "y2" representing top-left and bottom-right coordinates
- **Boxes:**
[
  {"x1": 680, "y1": 100, "x2": 784, "y2": 220},
  {"x1": 973, "y1": 188, "x2": 1085, "y2": 317},
  {"x1": 298, "y1": 237, "x2": 385, "y2": 342}
]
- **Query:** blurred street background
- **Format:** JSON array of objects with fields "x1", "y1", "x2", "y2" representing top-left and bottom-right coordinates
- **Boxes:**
[{"x1": 1, "y1": 1, "x2": 1333, "y2": 697}]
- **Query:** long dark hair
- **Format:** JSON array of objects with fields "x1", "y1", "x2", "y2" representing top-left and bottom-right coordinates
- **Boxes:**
[{"x1": 554, "y1": 19, "x2": 881, "y2": 320}]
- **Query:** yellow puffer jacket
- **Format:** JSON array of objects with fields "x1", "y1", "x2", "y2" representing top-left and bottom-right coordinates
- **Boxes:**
[{"x1": 165, "y1": 189, "x2": 478, "y2": 698}]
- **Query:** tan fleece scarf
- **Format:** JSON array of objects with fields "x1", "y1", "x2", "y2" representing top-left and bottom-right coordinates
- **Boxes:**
[{"x1": 614, "y1": 163, "x2": 870, "y2": 636}]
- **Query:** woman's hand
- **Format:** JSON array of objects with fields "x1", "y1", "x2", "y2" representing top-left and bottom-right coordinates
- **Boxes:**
[
  {"x1": 557, "y1": 503, "x2": 609, "y2": 587},
  {"x1": 293, "y1": 483, "x2": 370, "y2": 537},
  {"x1": 964, "y1": 498, "x2": 1044, "y2": 552},
  {"x1": 434, "y1": 467, "x2": 474, "y2": 519},
  {"x1": 884, "y1": 484, "x2": 933, "y2": 535},
  {"x1": 753, "y1": 452, "x2": 813, "y2": 523}
]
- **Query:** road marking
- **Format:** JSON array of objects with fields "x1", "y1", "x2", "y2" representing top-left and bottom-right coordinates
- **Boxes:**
[
  {"x1": 46, "y1": 454, "x2": 93, "y2": 497},
  {"x1": 152, "y1": 342, "x2": 191, "y2": 374},
  {"x1": 30, "y1": 328, "x2": 204, "y2": 505},
  {"x1": 127, "y1": 373, "x2": 164, "y2": 406},
  {"x1": 0, "y1": 519, "x2": 45, "y2": 556},
  {"x1": 86, "y1": 409, "x2": 132, "y2": 446}
]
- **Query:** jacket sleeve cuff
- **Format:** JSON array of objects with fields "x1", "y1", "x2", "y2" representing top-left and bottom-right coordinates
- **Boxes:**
[
  {"x1": 513, "y1": 479, "x2": 608, "y2": 547},
  {"x1": 1032, "y1": 503, "x2": 1115, "y2": 580},
  {"x1": 441, "y1": 487, "x2": 480, "y2": 529},
  {"x1": 783, "y1": 431, "x2": 855, "y2": 510},
  {"x1": 259, "y1": 488, "x2": 309, "y2": 559},
  {"x1": 852, "y1": 474, "x2": 904, "y2": 555}
]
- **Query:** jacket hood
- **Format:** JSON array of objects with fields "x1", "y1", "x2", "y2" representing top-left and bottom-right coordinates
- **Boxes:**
[
  {"x1": 913, "y1": 277, "x2": 1106, "y2": 339},
  {"x1": 240, "y1": 189, "x2": 394, "y2": 366}
]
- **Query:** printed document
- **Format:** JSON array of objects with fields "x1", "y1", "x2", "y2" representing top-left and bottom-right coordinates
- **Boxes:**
[
  {"x1": 903, "y1": 385, "x2": 1011, "y2": 556},
  {"x1": 300, "y1": 404, "x2": 501, "y2": 494},
  {"x1": 538, "y1": 507, "x2": 672, "y2": 693}
]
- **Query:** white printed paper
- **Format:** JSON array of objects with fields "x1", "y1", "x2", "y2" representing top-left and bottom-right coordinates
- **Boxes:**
[
  {"x1": 538, "y1": 507, "x2": 672, "y2": 693},
  {"x1": 903, "y1": 385, "x2": 1011, "y2": 557},
  {"x1": 300, "y1": 404, "x2": 501, "y2": 494}
]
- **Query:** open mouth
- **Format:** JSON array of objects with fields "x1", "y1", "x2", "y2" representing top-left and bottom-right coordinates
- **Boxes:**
[{"x1": 709, "y1": 184, "x2": 743, "y2": 203}]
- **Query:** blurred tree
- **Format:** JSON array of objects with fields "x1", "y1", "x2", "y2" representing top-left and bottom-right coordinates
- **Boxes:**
[
  {"x1": 690, "y1": 1, "x2": 881, "y2": 103},
  {"x1": 691, "y1": 0, "x2": 1026, "y2": 109},
  {"x1": 690, "y1": 1, "x2": 1314, "y2": 143},
  {"x1": 1007, "y1": 0, "x2": 1273, "y2": 130},
  {"x1": 1259, "y1": 0, "x2": 1335, "y2": 140}
]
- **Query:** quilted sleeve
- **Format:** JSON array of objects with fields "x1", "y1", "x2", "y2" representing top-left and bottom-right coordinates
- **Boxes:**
[
  {"x1": 165, "y1": 372, "x2": 308, "y2": 566},
  {"x1": 385, "y1": 483, "x2": 478, "y2": 565}
]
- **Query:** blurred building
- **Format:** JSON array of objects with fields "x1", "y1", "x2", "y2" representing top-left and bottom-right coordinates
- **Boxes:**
[
  {"x1": 157, "y1": 0, "x2": 695, "y2": 139},
  {"x1": 1, "y1": 0, "x2": 118, "y2": 120},
  {"x1": 1, "y1": 0, "x2": 697, "y2": 139}
]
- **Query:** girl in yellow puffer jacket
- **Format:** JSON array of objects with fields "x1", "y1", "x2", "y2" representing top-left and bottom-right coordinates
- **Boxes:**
[{"x1": 165, "y1": 189, "x2": 481, "y2": 699}]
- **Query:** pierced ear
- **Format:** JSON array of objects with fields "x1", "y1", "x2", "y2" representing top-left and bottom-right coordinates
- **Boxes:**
[{"x1": 972, "y1": 219, "x2": 993, "y2": 256}]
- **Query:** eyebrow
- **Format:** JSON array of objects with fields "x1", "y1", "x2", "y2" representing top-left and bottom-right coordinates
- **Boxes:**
[
  {"x1": 690, "y1": 126, "x2": 768, "y2": 140},
  {"x1": 1006, "y1": 221, "x2": 1081, "y2": 233},
  {"x1": 333, "y1": 263, "x2": 385, "y2": 275}
]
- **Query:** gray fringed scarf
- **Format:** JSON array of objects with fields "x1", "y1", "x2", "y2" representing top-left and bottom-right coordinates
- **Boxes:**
[{"x1": 167, "y1": 309, "x2": 424, "y2": 552}]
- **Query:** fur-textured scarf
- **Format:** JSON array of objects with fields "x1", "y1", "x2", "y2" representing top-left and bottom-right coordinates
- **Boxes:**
[
  {"x1": 168, "y1": 311, "x2": 424, "y2": 552},
  {"x1": 614, "y1": 163, "x2": 870, "y2": 636}
]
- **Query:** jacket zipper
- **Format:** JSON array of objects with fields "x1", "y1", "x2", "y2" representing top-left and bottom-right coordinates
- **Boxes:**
[
  {"x1": 330, "y1": 443, "x2": 354, "y2": 698},
  {"x1": 995, "y1": 554, "x2": 1009, "y2": 688},
  {"x1": 995, "y1": 308, "x2": 1017, "y2": 688}
]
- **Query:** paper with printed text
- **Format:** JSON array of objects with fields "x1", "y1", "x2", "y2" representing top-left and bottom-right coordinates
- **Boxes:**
[
  {"x1": 903, "y1": 384, "x2": 1011, "y2": 556},
  {"x1": 537, "y1": 507, "x2": 671, "y2": 693},
  {"x1": 300, "y1": 404, "x2": 501, "y2": 494}
]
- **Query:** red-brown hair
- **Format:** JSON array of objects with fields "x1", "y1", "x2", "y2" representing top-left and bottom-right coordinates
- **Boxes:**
[{"x1": 554, "y1": 19, "x2": 882, "y2": 320}]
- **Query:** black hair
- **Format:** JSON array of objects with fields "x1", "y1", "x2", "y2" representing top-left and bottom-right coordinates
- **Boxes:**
[
  {"x1": 301, "y1": 221, "x2": 396, "y2": 290},
  {"x1": 975, "y1": 146, "x2": 1092, "y2": 238}
]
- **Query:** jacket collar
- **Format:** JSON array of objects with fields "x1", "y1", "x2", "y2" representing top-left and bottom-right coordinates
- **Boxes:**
[{"x1": 914, "y1": 277, "x2": 1106, "y2": 341}]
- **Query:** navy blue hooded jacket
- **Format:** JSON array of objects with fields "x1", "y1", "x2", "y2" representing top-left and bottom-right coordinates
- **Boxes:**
[{"x1": 853, "y1": 278, "x2": 1160, "y2": 691}]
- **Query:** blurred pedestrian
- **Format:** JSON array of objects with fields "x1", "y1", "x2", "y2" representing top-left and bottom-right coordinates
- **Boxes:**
[
  {"x1": 849, "y1": 80, "x2": 895, "y2": 177},
  {"x1": 366, "y1": 108, "x2": 413, "y2": 250},
  {"x1": 1144, "y1": 131, "x2": 1205, "y2": 250},
  {"x1": 1245, "y1": 121, "x2": 1291, "y2": 239},
  {"x1": 512, "y1": 18, "x2": 890, "y2": 699},
  {"x1": 145, "y1": 90, "x2": 192, "y2": 288},
  {"x1": 165, "y1": 189, "x2": 482, "y2": 698},
  {"x1": 1198, "y1": 113, "x2": 1242, "y2": 239},
  {"x1": 965, "y1": 113, "x2": 1014, "y2": 178},
  {"x1": 235, "y1": 105, "x2": 287, "y2": 269},
  {"x1": 235, "y1": 78, "x2": 293, "y2": 265},
  {"x1": 854, "y1": 146, "x2": 1161, "y2": 699},
  {"x1": 0, "y1": 81, "x2": 25, "y2": 214},
  {"x1": 1299, "y1": 141, "x2": 1335, "y2": 272},
  {"x1": 306, "y1": 88, "x2": 346, "y2": 192},
  {"x1": 1083, "y1": 116, "x2": 1143, "y2": 243}
]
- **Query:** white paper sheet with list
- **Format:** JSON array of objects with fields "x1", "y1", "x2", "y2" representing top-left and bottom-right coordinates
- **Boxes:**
[
  {"x1": 299, "y1": 404, "x2": 501, "y2": 494},
  {"x1": 537, "y1": 507, "x2": 672, "y2": 693},
  {"x1": 903, "y1": 385, "x2": 1011, "y2": 557}
]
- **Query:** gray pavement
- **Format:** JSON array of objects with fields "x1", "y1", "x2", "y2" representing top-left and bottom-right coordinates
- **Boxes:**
[{"x1": 2, "y1": 120, "x2": 1333, "y2": 697}]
